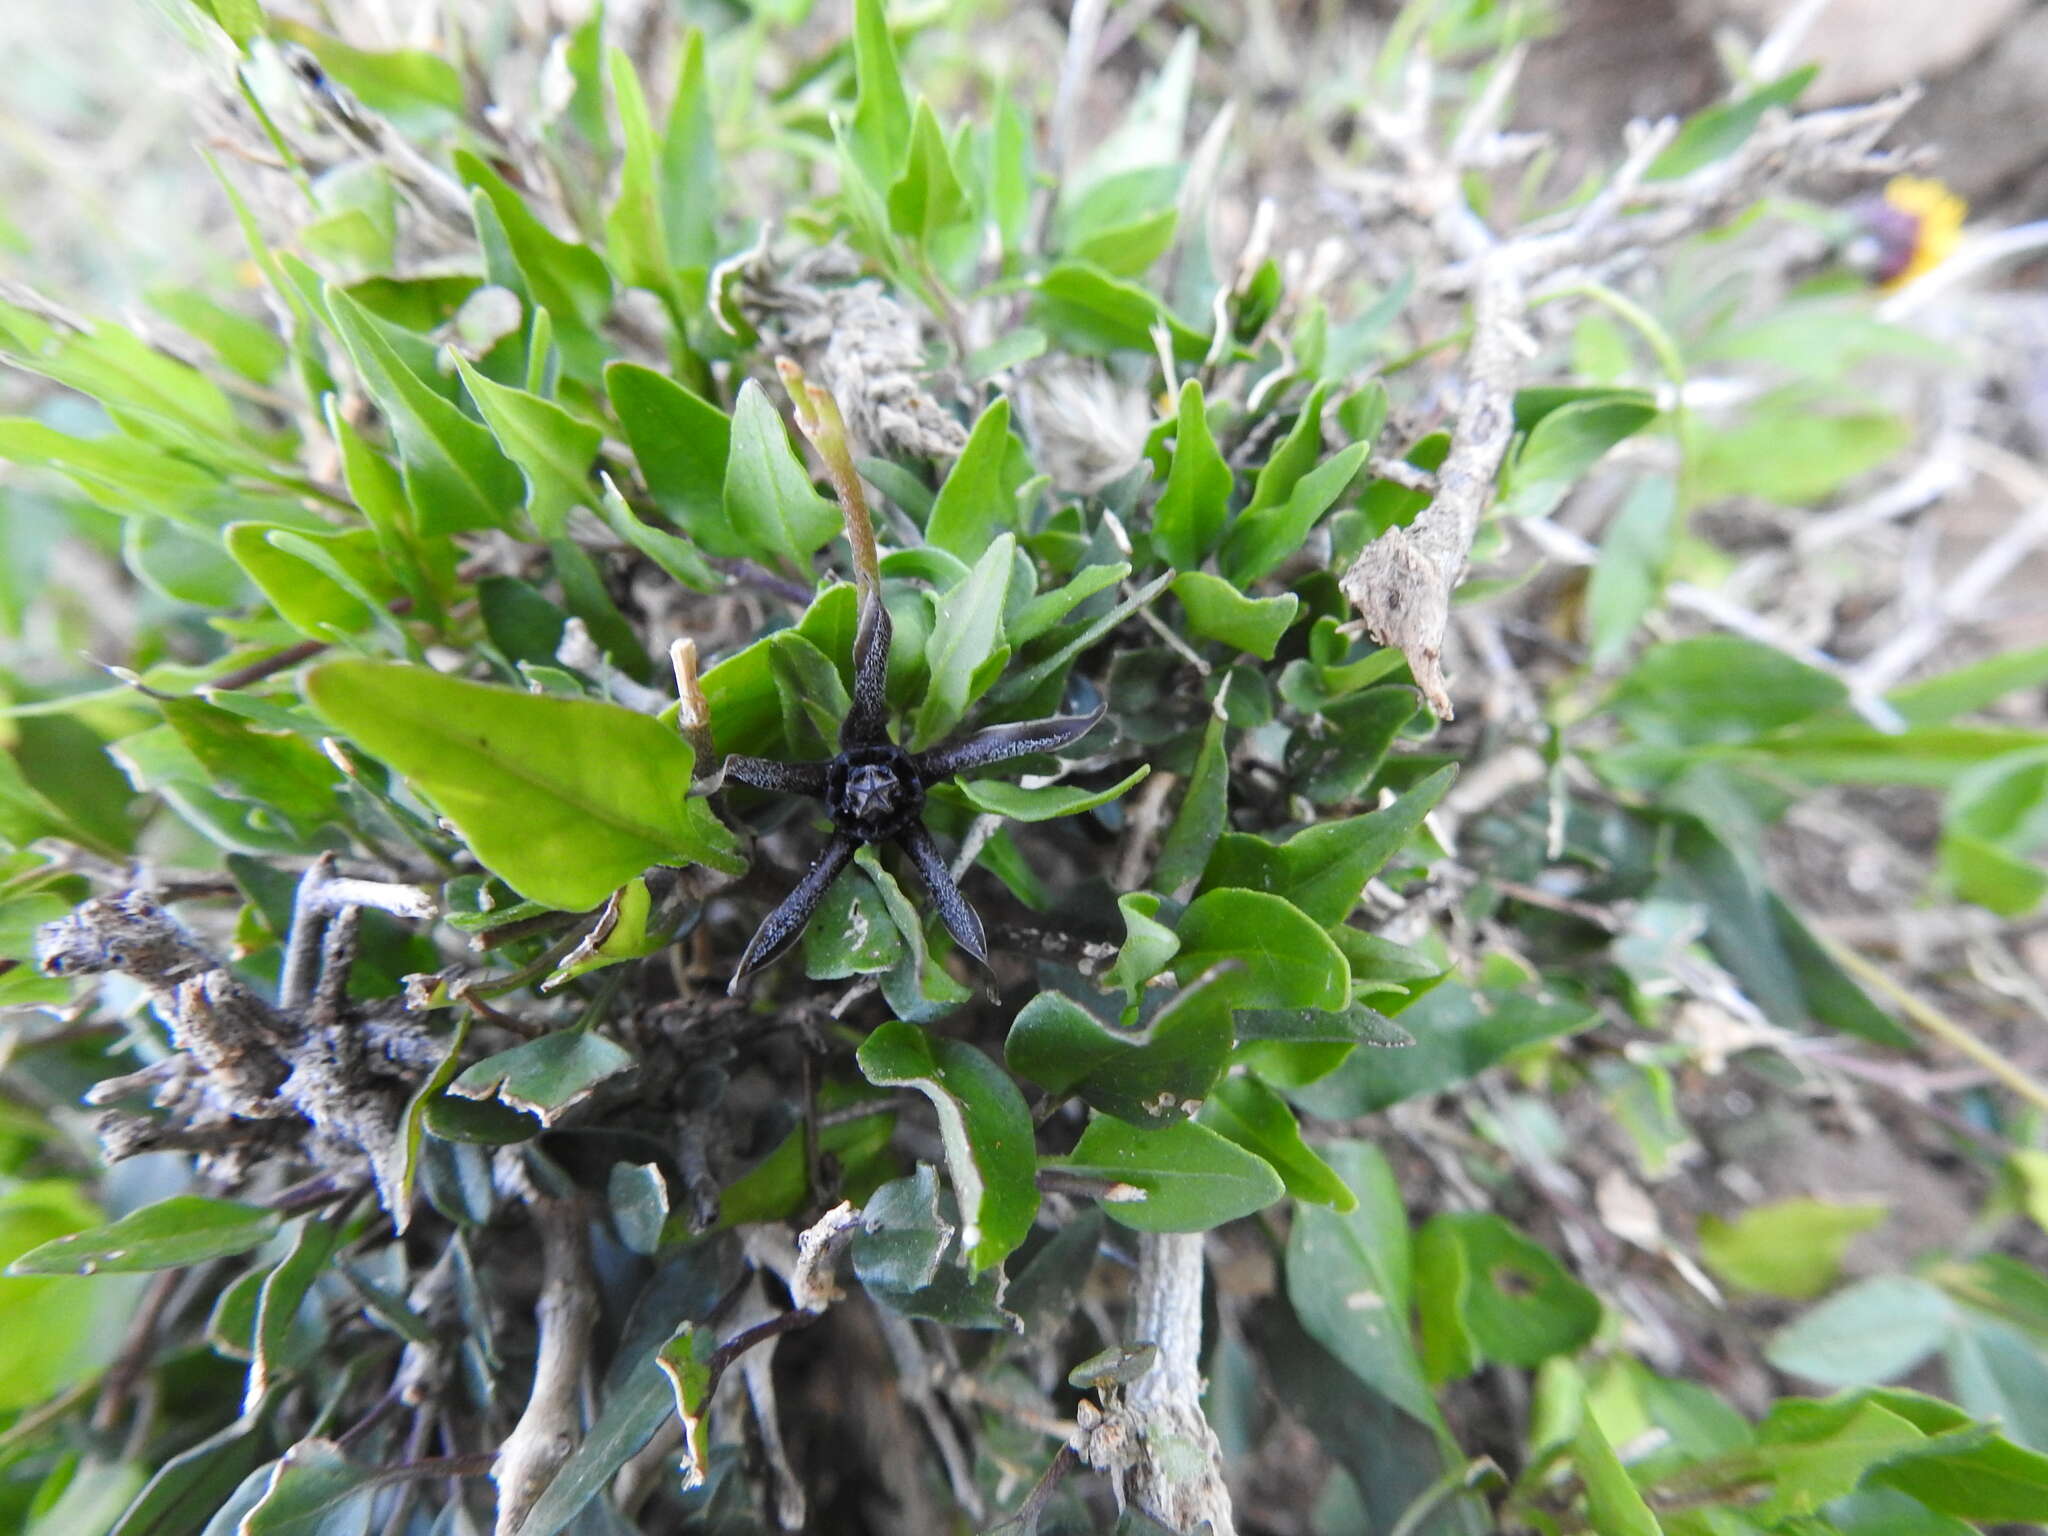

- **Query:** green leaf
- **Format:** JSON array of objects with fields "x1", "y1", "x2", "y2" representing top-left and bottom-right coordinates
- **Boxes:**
[
  {"x1": 449, "y1": 1029, "x2": 635, "y2": 1126},
  {"x1": 1221, "y1": 441, "x2": 1368, "y2": 586},
  {"x1": 1152, "y1": 380, "x2": 1232, "y2": 570},
  {"x1": 1574, "y1": 1412, "x2": 1665, "y2": 1536},
  {"x1": 1647, "y1": 66, "x2": 1818, "y2": 179},
  {"x1": 1587, "y1": 476, "x2": 1679, "y2": 665},
  {"x1": 10, "y1": 1195, "x2": 278, "y2": 1275},
  {"x1": 803, "y1": 862, "x2": 904, "y2": 979},
  {"x1": 852, "y1": 1164, "x2": 952, "y2": 1295},
  {"x1": 1011, "y1": 562, "x2": 1128, "y2": 645},
  {"x1": 452, "y1": 355, "x2": 601, "y2": 536},
  {"x1": 1694, "y1": 395, "x2": 1909, "y2": 506},
  {"x1": 887, "y1": 98, "x2": 972, "y2": 247},
  {"x1": 455, "y1": 150, "x2": 613, "y2": 371},
  {"x1": 1290, "y1": 982, "x2": 1594, "y2": 1116},
  {"x1": 1173, "y1": 888, "x2": 1349, "y2": 1011},
  {"x1": 235, "y1": 1438, "x2": 377, "y2": 1536},
  {"x1": 847, "y1": 0, "x2": 913, "y2": 189},
  {"x1": 608, "y1": 1163, "x2": 670, "y2": 1256},
  {"x1": 591, "y1": 476, "x2": 720, "y2": 594},
  {"x1": 0, "y1": 1181, "x2": 120, "y2": 1409},
  {"x1": 606, "y1": 361, "x2": 739, "y2": 555},
  {"x1": 1609, "y1": 635, "x2": 1847, "y2": 748},
  {"x1": 1198, "y1": 1075, "x2": 1354, "y2": 1210},
  {"x1": 1054, "y1": 1115, "x2": 1283, "y2": 1232},
  {"x1": 304, "y1": 659, "x2": 743, "y2": 911},
  {"x1": 1199, "y1": 764, "x2": 1456, "y2": 924},
  {"x1": 912, "y1": 533, "x2": 1014, "y2": 748},
  {"x1": 1498, "y1": 397, "x2": 1658, "y2": 519},
  {"x1": 659, "y1": 30, "x2": 718, "y2": 275},
  {"x1": 1102, "y1": 891, "x2": 1182, "y2": 1001},
  {"x1": 247, "y1": 1214, "x2": 344, "y2": 1408},
  {"x1": 1751, "y1": 1394, "x2": 1930, "y2": 1522},
  {"x1": 861, "y1": 846, "x2": 975, "y2": 1023},
  {"x1": 1287, "y1": 683, "x2": 1419, "y2": 805},
  {"x1": 723, "y1": 378, "x2": 840, "y2": 570},
  {"x1": 856, "y1": 1022, "x2": 1039, "y2": 1269},
  {"x1": 1284, "y1": 1141, "x2": 1444, "y2": 1430},
  {"x1": 1767, "y1": 1277, "x2": 1956, "y2": 1387},
  {"x1": 925, "y1": 397, "x2": 1021, "y2": 562},
  {"x1": 854, "y1": 1166, "x2": 1019, "y2": 1331},
  {"x1": 1171, "y1": 572, "x2": 1298, "y2": 659},
  {"x1": 1871, "y1": 1418, "x2": 2048, "y2": 1522},
  {"x1": 1034, "y1": 262, "x2": 1209, "y2": 361},
  {"x1": 1007, "y1": 973, "x2": 1233, "y2": 1127},
  {"x1": 157, "y1": 695, "x2": 345, "y2": 839},
  {"x1": 1941, "y1": 749, "x2": 2048, "y2": 916},
  {"x1": 324, "y1": 286, "x2": 523, "y2": 533},
  {"x1": 952, "y1": 765, "x2": 1149, "y2": 822},
  {"x1": 1699, "y1": 1198, "x2": 1888, "y2": 1300},
  {"x1": 1890, "y1": 644, "x2": 2048, "y2": 726},
  {"x1": 1415, "y1": 1211, "x2": 1601, "y2": 1379},
  {"x1": 1153, "y1": 708, "x2": 1229, "y2": 895},
  {"x1": 604, "y1": 47, "x2": 679, "y2": 303},
  {"x1": 224, "y1": 522, "x2": 396, "y2": 640}
]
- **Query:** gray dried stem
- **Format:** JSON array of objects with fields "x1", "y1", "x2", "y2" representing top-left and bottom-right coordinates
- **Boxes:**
[
  {"x1": 1117, "y1": 1231, "x2": 1236, "y2": 1535},
  {"x1": 492, "y1": 1171, "x2": 598, "y2": 1536},
  {"x1": 1337, "y1": 65, "x2": 1920, "y2": 719}
]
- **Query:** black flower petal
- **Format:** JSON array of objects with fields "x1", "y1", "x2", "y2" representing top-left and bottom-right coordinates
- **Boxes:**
[
  {"x1": 913, "y1": 707, "x2": 1105, "y2": 783},
  {"x1": 728, "y1": 832, "x2": 858, "y2": 993},
  {"x1": 897, "y1": 822, "x2": 988, "y2": 969}
]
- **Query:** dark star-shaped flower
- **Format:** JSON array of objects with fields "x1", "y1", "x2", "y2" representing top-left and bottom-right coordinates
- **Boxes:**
[{"x1": 722, "y1": 588, "x2": 1100, "y2": 992}]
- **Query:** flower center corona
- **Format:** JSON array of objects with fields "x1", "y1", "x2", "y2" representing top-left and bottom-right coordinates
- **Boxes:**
[{"x1": 826, "y1": 744, "x2": 925, "y2": 842}]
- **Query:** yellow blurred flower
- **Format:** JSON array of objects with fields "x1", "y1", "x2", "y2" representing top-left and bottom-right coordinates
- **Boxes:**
[{"x1": 1863, "y1": 176, "x2": 1967, "y2": 289}]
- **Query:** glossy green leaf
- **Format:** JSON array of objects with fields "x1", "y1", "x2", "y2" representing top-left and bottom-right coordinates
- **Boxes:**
[
  {"x1": 1152, "y1": 379, "x2": 1232, "y2": 570},
  {"x1": 857, "y1": 1021, "x2": 1038, "y2": 1269},
  {"x1": 1153, "y1": 708, "x2": 1228, "y2": 895},
  {"x1": 305, "y1": 660, "x2": 742, "y2": 910},
  {"x1": 1767, "y1": 1276, "x2": 1956, "y2": 1387},
  {"x1": 224, "y1": 523, "x2": 395, "y2": 640},
  {"x1": 1415, "y1": 1211, "x2": 1601, "y2": 1379},
  {"x1": 157, "y1": 695, "x2": 345, "y2": 838},
  {"x1": 1286, "y1": 684, "x2": 1419, "y2": 805},
  {"x1": 1609, "y1": 635, "x2": 1847, "y2": 748},
  {"x1": 10, "y1": 1195, "x2": 278, "y2": 1276},
  {"x1": 1290, "y1": 982, "x2": 1593, "y2": 1116},
  {"x1": 724, "y1": 378, "x2": 840, "y2": 570},
  {"x1": 803, "y1": 862, "x2": 904, "y2": 979},
  {"x1": 847, "y1": 0, "x2": 912, "y2": 189},
  {"x1": 324, "y1": 286, "x2": 523, "y2": 533},
  {"x1": 1034, "y1": 262, "x2": 1209, "y2": 361},
  {"x1": 953, "y1": 765, "x2": 1148, "y2": 822},
  {"x1": 1007, "y1": 972, "x2": 1232, "y2": 1127},
  {"x1": 1172, "y1": 888, "x2": 1349, "y2": 1011},
  {"x1": 1699, "y1": 1198, "x2": 1888, "y2": 1300},
  {"x1": 1199, "y1": 1075, "x2": 1354, "y2": 1210},
  {"x1": 1498, "y1": 397, "x2": 1658, "y2": 519},
  {"x1": 606, "y1": 361, "x2": 739, "y2": 554},
  {"x1": 1221, "y1": 441, "x2": 1368, "y2": 586},
  {"x1": 912, "y1": 533, "x2": 1014, "y2": 747},
  {"x1": 450, "y1": 1028, "x2": 635, "y2": 1127},
  {"x1": 1200, "y1": 763, "x2": 1455, "y2": 924},
  {"x1": 1170, "y1": 572, "x2": 1298, "y2": 659},
  {"x1": 925, "y1": 397, "x2": 1022, "y2": 562},
  {"x1": 1055, "y1": 1115, "x2": 1283, "y2": 1232},
  {"x1": 887, "y1": 98, "x2": 972, "y2": 247},
  {"x1": 453, "y1": 355, "x2": 601, "y2": 536},
  {"x1": 591, "y1": 475, "x2": 719, "y2": 593},
  {"x1": 1574, "y1": 1412, "x2": 1664, "y2": 1536},
  {"x1": 1103, "y1": 891, "x2": 1182, "y2": 1001},
  {"x1": 1284, "y1": 1141, "x2": 1444, "y2": 1429}
]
